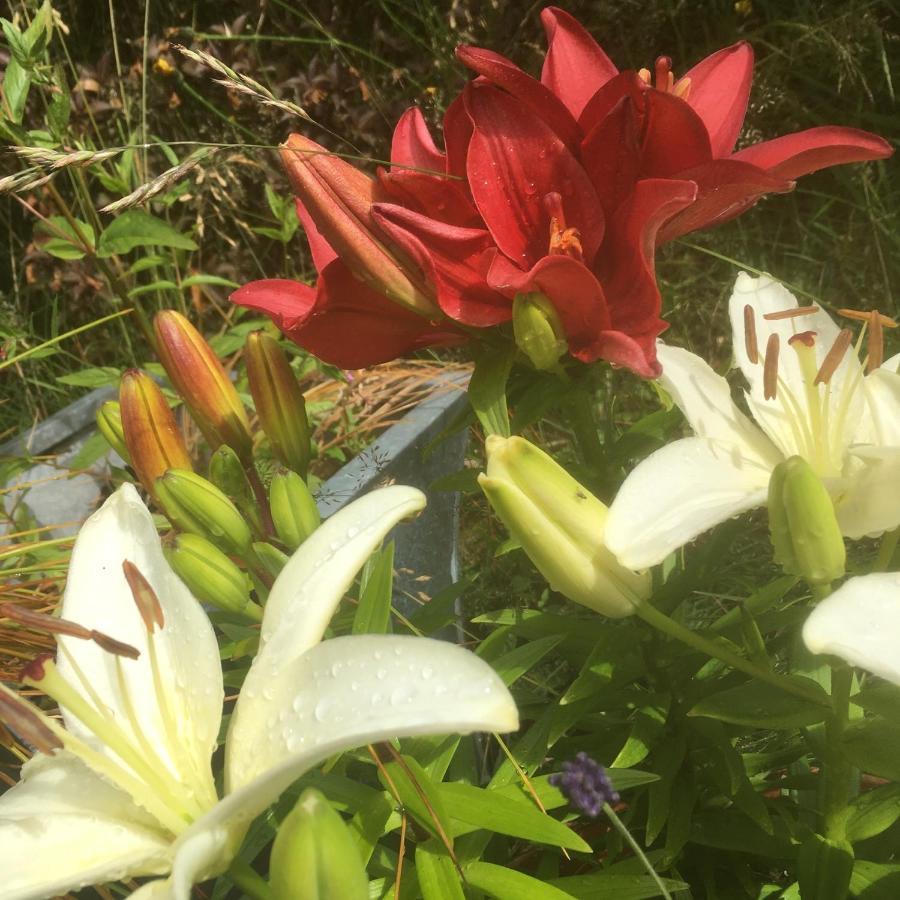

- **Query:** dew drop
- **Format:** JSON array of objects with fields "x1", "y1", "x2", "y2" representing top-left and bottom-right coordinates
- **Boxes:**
[{"x1": 421, "y1": 666, "x2": 434, "y2": 680}]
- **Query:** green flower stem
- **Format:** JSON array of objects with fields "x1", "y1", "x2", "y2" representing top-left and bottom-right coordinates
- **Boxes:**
[
  {"x1": 227, "y1": 858, "x2": 274, "y2": 900},
  {"x1": 874, "y1": 527, "x2": 900, "y2": 572},
  {"x1": 823, "y1": 664, "x2": 853, "y2": 841},
  {"x1": 635, "y1": 601, "x2": 829, "y2": 707},
  {"x1": 603, "y1": 803, "x2": 672, "y2": 900}
]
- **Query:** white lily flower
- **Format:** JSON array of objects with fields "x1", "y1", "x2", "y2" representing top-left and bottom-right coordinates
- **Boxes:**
[
  {"x1": 803, "y1": 571, "x2": 900, "y2": 685},
  {"x1": 0, "y1": 484, "x2": 518, "y2": 900},
  {"x1": 606, "y1": 272, "x2": 900, "y2": 569}
]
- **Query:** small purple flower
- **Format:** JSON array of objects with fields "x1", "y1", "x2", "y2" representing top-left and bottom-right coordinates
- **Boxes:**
[{"x1": 549, "y1": 752, "x2": 620, "y2": 818}]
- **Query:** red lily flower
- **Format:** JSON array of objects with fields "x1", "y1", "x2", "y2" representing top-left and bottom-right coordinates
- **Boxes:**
[{"x1": 457, "y1": 6, "x2": 892, "y2": 242}]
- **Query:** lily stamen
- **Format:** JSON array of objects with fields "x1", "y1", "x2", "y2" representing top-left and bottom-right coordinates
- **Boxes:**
[
  {"x1": 0, "y1": 682, "x2": 62, "y2": 756},
  {"x1": 123, "y1": 559, "x2": 165, "y2": 632},
  {"x1": 763, "y1": 333, "x2": 780, "y2": 400},
  {"x1": 743, "y1": 304, "x2": 759, "y2": 363},
  {"x1": 762, "y1": 305, "x2": 820, "y2": 321},
  {"x1": 868, "y1": 310, "x2": 884, "y2": 373},
  {"x1": 544, "y1": 192, "x2": 584, "y2": 261},
  {"x1": 838, "y1": 308, "x2": 897, "y2": 328},
  {"x1": 815, "y1": 328, "x2": 853, "y2": 385}
]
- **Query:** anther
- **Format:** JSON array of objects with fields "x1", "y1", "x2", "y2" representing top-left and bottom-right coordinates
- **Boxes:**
[
  {"x1": 838, "y1": 308, "x2": 897, "y2": 328},
  {"x1": 637, "y1": 68, "x2": 651, "y2": 85},
  {"x1": 762, "y1": 305, "x2": 820, "y2": 321},
  {"x1": 868, "y1": 310, "x2": 884, "y2": 373},
  {"x1": 814, "y1": 329, "x2": 853, "y2": 385},
  {"x1": 743, "y1": 304, "x2": 759, "y2": 364},
  {"x1": 673, "y1": 76, "x2": 692, "y2": 100},
  {"x1": 763, "y1": 334, "x2": 780, "y2": 400},
  {"x1": 654, "y1": 56, "x2": 672, "y2": 91},
  {"x1": 0, "y1": 690, "x2": 62, "y2": 755},
  {"x1": 122, "y1": 560, "x2": 165, "y2": 633},
  {"x1": 544, "y1": 192, "x2": 583, "y2": 261},
  {"x1": 90, "y1": 631, "x2": 141, "y2": 660}
]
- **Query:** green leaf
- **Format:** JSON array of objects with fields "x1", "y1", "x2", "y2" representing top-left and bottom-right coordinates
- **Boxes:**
[
  {"x1": 849, "y1": 860, "x2": 900, "y2": 899},
  {"x1": 2, "y1": 57, "x2": 30, "y2": 122},
  {"x1": 56, "y1": 366, "x2": 121, "y2": 388},
  {"x1": 416, "y1": 841, "x2": 465, "y2": 900},
  {"x1": 468, "y1": 346, "x2": 514, "y2": 437},
  {"x1": 842, "y1": 717, "x2": 900, "y2": 781},
  {"x1": 34, "y1": 216, "x2": 95, "y2": 259},
  {"x1": 127, "y1": 280, "x2": 179, "y2": 298},
  {"x1": 377, "y1": 755, "x2": 452, "y2": 844},
  {"x1": 798, "y1": 834, "x2": 853, "y2": 900},
  {"x1": 550, "y1": 873, "x2": 690, "y2": 899},
  {"x1": 46, "y1": 85, "x2": 70, "y2": 137},
  {"x1": 482, "y1": 634, "x2": 565, "y2": 687},
  {"x1": 465, "y1": 862, "x2": 576, "y2": 899},
  {"x1": 128, "y1": 255, "x2": 166, "y2": 274},
  {"x1": 688, "y1": 678, "x2": 829, "y2": 729},
  {"x1": 845, "y1": 783, "x2": 900, "y2": 842},
  {"x1": 610, "y1": 699, "x2": 669, "y2": 768},
  {"x1": 352, "y1": 541, "x2": 394, "y2": 635},
  {"x1": 181, "y1": 273, "x2": 240, "y2": 289},
  {"x1": 97, "y1": 210, "x2": 197, "y2": 256},
  {"x1": 440, "y1": 781, "x2": 591, "y2": 852}
]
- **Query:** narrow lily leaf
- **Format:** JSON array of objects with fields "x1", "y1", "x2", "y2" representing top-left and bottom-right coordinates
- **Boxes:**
[
  {"x1": 841, "y1": 717, "x2": 900, "y2": 782},
  {"x1": 377, "y1": 755, "x2": 453, "y2": 844},
  {"x1": 549, "y1": 873, "x2": 691, "y2": 899},
  {"x1": 352, "y1": 541, "x2": 395, "y2": 635},
  {"x1": 468, "y1": 345, "x2": 514, "y2": 437},
  {"x1": 440, "y1": 781, "x2": 591, "y2": 852},
  {"x1": 688, "y1": 679, "x2": 829, "y2": 729},
  {"x1": 482, "y1": 634, "x2": 565, "y2": 687},
  {"x1": 466, "y1": 862, "x2": 576, "y2": 899},
  {"x1": 416, "y1": 840, "x2": 466, "y2": 900}
]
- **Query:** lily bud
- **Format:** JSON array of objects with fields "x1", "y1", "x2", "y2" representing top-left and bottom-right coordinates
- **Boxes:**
[
  {"x1": 164, "y1": 533, "x2": 260, "y2": 621},
  {"x1": 269, "y1": 471, "x2": 321, "y2": 550},
  {"x1": 208, "y1": 445, "x2": 264, "y2": 536},
  {"x1": 252, "y1": 541, "x2": 290, "y2": 579},
  {"x1": 155, "y1": 469, "x2": 252, "y2": 556},
  {"x1": 280, "y1": 134, "x2": 436, "y2": 316},
  {"x1": 95, "y1": 400, "x2": 130, "y2": 463},
  {"x1": 245, "y1": 331, "x2": 312, "y2": 477},
  {"x1": 512, "y1": 292, "x2": 567, "y2": 370},
  {"x1": 768, "y1": 456, "x2": 846, "y2": 587},
  {"x1": 269, "y1": 788, "x2": 368, "y2": 900},
  {"x1": 153, "y1": 310, "x2": 253, "y2": 462},
  {"x1": 119, "y1": 369, "x2": 193, "y2": 497},
  {"x1": 479, "y1": 436, "x2": 650, "y2": 617}
]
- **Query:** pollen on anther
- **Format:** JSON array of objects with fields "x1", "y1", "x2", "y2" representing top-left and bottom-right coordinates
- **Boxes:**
[
  {"x1": 743, "y1": 304, "x2": 759, "y2": 363},
  {"x1": 815, "y1": 329, "x2": 853, "y2": 385},
  {"x1": 763, "y1": 334, "x2": 780, "y2": 400},
  {"x1": 763, "y1": 305, "x2": 820, "y2": 321}
]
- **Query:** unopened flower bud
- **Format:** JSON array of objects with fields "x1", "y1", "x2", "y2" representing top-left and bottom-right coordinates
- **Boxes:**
[
  {"x1": 479, "y1": 436, "x2": 649, "y2": 617},
  {"x1": 155, "y1": 469, "x2": 252, "y2": 556},
  {"x1": 164, "y1": 533, "x2": 260, "y2": 621},
  {"x1": 269, "y1": 471, "x2": 321, "y2": 550},
  {"x1": 269, "y1": 787, "x2": 368, "y2": 900},
  {"x1": 252, "y1": 541, "x2": 290, "y2": 579},
  {"x1": 245, "y1": 330, "x2": 312, "y2": 477},
  {"x1": 153, "y1": 310, "x2": 253, "y2": 462},
  {"x1": 119, "y1": 369, "x2": 193, "y2": 497},
  {"x1": 768, "y1": 456, "x2": 846, "y2": 587},
  {"x1": 95, "y1": 400, "x2": 130, "y2": 463},
  {"x1": 512, "y1": 292, "x2": 567, "y2": 370},
  {"x1": 208, "y1": 444, "x2": 264, "y2": 536}
]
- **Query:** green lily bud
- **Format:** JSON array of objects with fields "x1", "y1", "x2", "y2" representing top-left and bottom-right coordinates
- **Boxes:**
[
  {"x1": 155, "y1": 469, "x2": 252, "y2": 556},
  {"x1": 252, "y1": 541, "x2": 290, "y2": 579},
  {"x1": 768, "y1": 456, "x2": 845, "y2": 587},
  {"x1": 269, "y1": 471, "x2": 321, "y2": 550},
  {"x1": 95, "y1": 401, "x2": 130, "y2": 463},
  {"x1": 164, "y1": 533, "x2": 260, "y2": 621},
  {"x1": 245, "y1": 330, "x2": 312, "y2": 477},
  {"x1": 269, "y1": 788, "x2": 368, "y2": 900},
  {"x1": 512, "y1": 292, "x2": 567, "y2": 370},
  {"x1": 208, "y1": 444, "x2": 264, "y2": 536},
  {"x1": 478, "y1": 436, "x2": 650, "y2": 617}
]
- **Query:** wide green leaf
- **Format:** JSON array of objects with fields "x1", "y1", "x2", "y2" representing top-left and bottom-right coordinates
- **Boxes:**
[
  {"x1": 35, "y1": 216, "x2": 95, "y2": 259},
  {"x1": 845, "y1": 783, "x2": 900, "y2": 842},
  {"x1": 468, "y1": 345, "x2": 513, "y2": 437},
  {"x1": 466, "y1": 862, "x2": 576, "y2": 899},
  {"x1": 842, "y1": 717, "x2": 900, "y2": 781},
  {"x1": 97, "y1": 209, "x2": 197, "y2": 256},
  {"x1": 688, "y1": 678, "x2": 829, "y2": 729}
]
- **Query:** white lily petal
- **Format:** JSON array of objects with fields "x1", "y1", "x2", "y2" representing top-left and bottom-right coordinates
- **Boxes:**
[
  {"x1": 0, "y1": 752, "x2": 171, "y2": 900},
  {"x1": 862, "y1": 366, "x2": 900, "y2": 446},
  {"x1": 56, "y1": 484, "x2": 222, "y2": 796},
  {"x1": 606, "y1": 437, "x2": 771, "y2": 569},
  {"x1": 657, "y1": 342, "x2": 780, "y2": 467},
  {"x1": 129, "y1": 880, "x2": 173, "y2": 898},
  {"x1": 226, "y1": 633, "x2": 518, "y2": 794},
  {"x1": 803, "y1": 572, "x2": 900, "y2": 684},
  {"x1": 883, "y1": 352, "x2": 900, "y2": 373},
  {"x1": 836, "y1": 447, "x2": 900, "y2": 538}
]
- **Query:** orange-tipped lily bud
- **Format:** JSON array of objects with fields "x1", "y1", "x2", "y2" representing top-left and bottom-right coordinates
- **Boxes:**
[
  {"x1": 245, "y1": 331, "x2": 312, "y2": 477},
  {"x1": 280, "y1": 134, "x2": 437, "y2": 316},
  {"x1": 119, "y1": 369, "x2": 193, "y2": 497},
  {"x1": 153, "y1": 310, "x2": 253, "y2": 462}
]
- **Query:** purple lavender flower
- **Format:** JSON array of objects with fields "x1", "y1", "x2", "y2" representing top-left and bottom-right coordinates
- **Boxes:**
[{"x1": 549, "y1": 752, "x2": 620, "y2": 818}]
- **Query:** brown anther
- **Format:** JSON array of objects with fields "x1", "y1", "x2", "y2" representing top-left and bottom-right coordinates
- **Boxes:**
[
  {"x1": 838, "y1": 308, "x2": 897, "y2": 328},
  {"x1": 788, "y1": 331, "x2": 817, "y2": 348},
  {"x1": 762, "y1": 305, "x2": 820, "y2": 321},
  {"x1": 743, "y1": 304, "x2": 759, "y2": 363},
  {"x1": 122, "y1": 560, "x2": 165, "y2": 632},
  {"x1": 0, "y1": 690, "x2": 62, "y2": 755},
  {"x1": 91, "y1": 630, "x2": 141, "y2": 660},
  {"x1": 1, "y1": 604, "x2": 93, "y2": 641},
  {"x1": 763, "y1": 333, "x2": 780, "y2": 400},
  {"x1": 868, "y1": 310, "x2": 884, "y2": 373},
  {"x1": 814, "y1": 328, "x2": 853, "y2": 385},
  {"x1": 544, "y1": 191, "x2": 583, "y2": 261}
]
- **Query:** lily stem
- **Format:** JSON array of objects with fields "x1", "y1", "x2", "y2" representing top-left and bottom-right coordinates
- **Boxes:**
[
  {"x1": 227, "y1": 858, "x2": 274, "y2": 900},
  {"x1": 566, "y1": 388, "x2": 606, "y2": 490},
  {"x1": 603, "y1": 803, "x2": 672, "y2": 900},
  {"x1": 635, "y1": 601, "x2": 828, "y2": 707},
  {"x1": 823, "y1": 664, "x2": 854, "y2": 841}
]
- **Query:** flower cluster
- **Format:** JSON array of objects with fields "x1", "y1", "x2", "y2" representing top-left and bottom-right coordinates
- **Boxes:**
[
  {"x1": 232, "y1": 7, "x2": 890, "y2": 378},
  {"x1": 549, "y1": 752, "x2": 620, "y2": 817}
]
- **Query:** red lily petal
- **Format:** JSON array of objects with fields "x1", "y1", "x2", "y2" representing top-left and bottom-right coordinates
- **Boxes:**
[
  {"x1": 374, "y1": 204, "x2": 511, "y2": 327},
  {"x1": 640, "y1": 91, "x2": 712, "y2": 177},
  {"x1": 540, "y1": 7, "x2": 618, "y2": 118},
  {"x1": 590, "y1": 331, "x2": 663, "y2": 379},
  {"x1": 731, "y1": 126, "x2": 894, "y2": 180},
  {"x1": 581, "y1": 95, "x2": 642, "y2": 218},
  {"x1": 656, "y1": 159, "x2": 793, "y2": 243},
  {"x1": 597, "y1": 178, "x2": 697, "y2": 337},
  {"x1": 682, "y1": 42, "x2": 753, "y2": 158},
  {"x1": 465, "y1": 83, "x2": 605, "y2": 268},
  {"x1": 456, "y1": 45, "x2": 582, "y2": 149},
  {"x1": 377, "y1": 169, "x2": 480, "y2": 227},
  {"x1": 443, "y1": 94, "x2": 473, "y2": 179},
  {"x1": 294, "y1": 197, "x2": 337, "y2": 271},
  {"x1": 232, "y1": 266, "x2": 463, "y2": 369},
  {"x1": 391, "y1": 107, "x2": 446, "y2": 173},
  {"x1": 578, "y1": 70, "x2": 645, "y2": 133}
]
